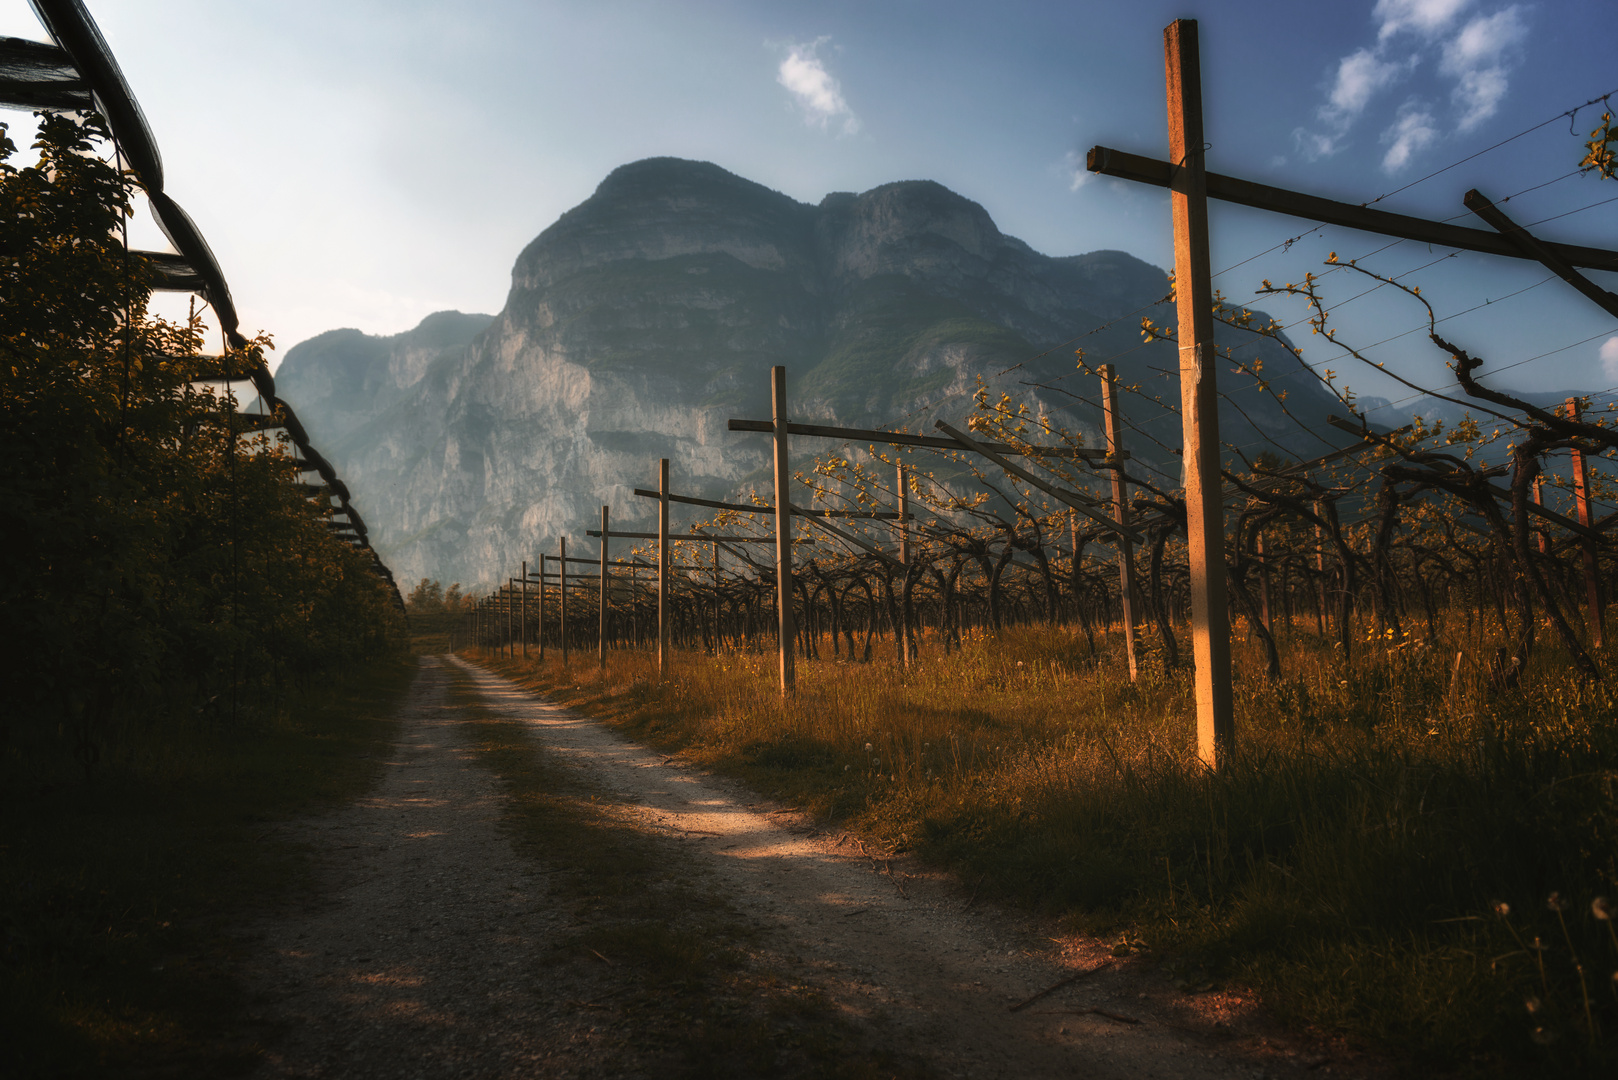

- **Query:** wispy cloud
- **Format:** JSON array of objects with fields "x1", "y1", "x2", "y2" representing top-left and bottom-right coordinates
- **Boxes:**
[
  {"x1": 1061, "y1": 149, "x2": 1093, "y2": 192},
  {"x1": 1373, "y1": 0, "x2": 1474, "y2": 41},
  {"x1": 1381, "y1": 102, "x2": 1440, "y2": 170},
  {"x1": 1298, "y1": 47, "x2": 1412, "y2": 158},
  {"x1": 1439, "y1": 6, "x2": 1528, "y2": 130},
  {"x1": 1295, "y1": 0, "x2": 1529, "y2": 172},
  {"x1": 776, "y1": 38, "x2": 860, "y2": 136},
  {"x1": 1601, "y1": 335, "x2": 1618, "y2": 381},
  {"x1": 1325, "y1": 48, "x2": 1407, "y2": 123}
]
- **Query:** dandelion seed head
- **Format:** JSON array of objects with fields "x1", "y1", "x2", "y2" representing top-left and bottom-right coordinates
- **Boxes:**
[
  {"x1": 1547, "y1": 891, "x2": 1570, "y2": 913},
  {"x1": 1593, "y1": 896, "x2": 1612, "y2": 921},
  {"x1": 1491, "y1": 900, "x2": 1510, "y2": 918}
]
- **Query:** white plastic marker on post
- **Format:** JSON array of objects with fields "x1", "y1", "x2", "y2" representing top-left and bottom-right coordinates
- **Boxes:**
[{"x1": 1165, "y1": 19, "x2": 1233, "y2": 769}]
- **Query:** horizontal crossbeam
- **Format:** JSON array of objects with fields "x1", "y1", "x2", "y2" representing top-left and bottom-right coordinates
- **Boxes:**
[{"x1": 1086, "y1": 145, "x2": 1618, "y2": 273}]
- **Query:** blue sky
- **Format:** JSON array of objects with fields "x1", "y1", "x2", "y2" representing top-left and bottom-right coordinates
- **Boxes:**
[{"x1": 2, "y1": 0, "x2": 1615, "y2": 411}]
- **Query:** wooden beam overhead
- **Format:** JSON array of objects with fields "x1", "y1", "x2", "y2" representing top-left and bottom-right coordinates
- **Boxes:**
[
  {"x1": 729, "y1": 417, "x2": 1111, "y2": 459},
  {"x1": 1087, "y1": 145, "x2": 1618, "y2": 273}
]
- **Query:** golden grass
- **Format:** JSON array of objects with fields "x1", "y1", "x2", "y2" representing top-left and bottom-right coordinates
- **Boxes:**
[{"x1": 477, "y1": 613, "x2": 1618, "y2": 1076}]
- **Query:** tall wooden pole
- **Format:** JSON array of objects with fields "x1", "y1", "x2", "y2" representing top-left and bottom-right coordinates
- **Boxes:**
[
  {"x1": 772, "y1": 366, "x2": 796, "y2": 693},
  {"x1": 1568, "y1": 397, "x2": 1604, "y2": 647},
  {"x1": 559, "y1": 536, "x2": 569, "y2": 664},
  {"x1": 712, "y1": 540, "x2": 721, "y2": 653},
  {"x1": 506, "y1": 579, "x2": 514, "y2": 657},
  {"x1": 537, "y1": 555, "x2": 547, "y2": 661},
  {"x1": 897, "y1": 460, "x2": 912, "y2": 666},
  {"x1": 1533, "y1": 475, "x2": 1549, "y2": 556},
  {"x1": 520, "y1": 560, "x2": 528, "y2": 658},
  {"x1": 599, "y1": 506, "x2": 609, "y2": 668},
  {"x1": 1166, "y1": 19, "x2": 1233, "y2": 769},
  {"x1": 658, "y1": 458, "x2": 670, "y2": 674},
  {"x1": 1100, "y1": 363, "x2": 1139, "y2": 680},
  {"x1": 1257, "y1": 532, "x2": 1272, "y2": 633},
  {"x1": 1313, "y1": 507, "x2": 1327, "y2": 637}
]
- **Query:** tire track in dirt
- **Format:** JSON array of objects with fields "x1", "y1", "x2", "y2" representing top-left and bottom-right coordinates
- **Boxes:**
[
  {"x1": 450, "y1": 655, "x2": 1383, "y2": 1080},
  {"x1": 243, "y1": 658, "x2": 613, "y2": 1078}
]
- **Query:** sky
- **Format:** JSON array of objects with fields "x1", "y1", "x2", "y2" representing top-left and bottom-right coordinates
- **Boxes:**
[{"x1": 2, "y1": 0, "x2": 1616, "y2": 414}]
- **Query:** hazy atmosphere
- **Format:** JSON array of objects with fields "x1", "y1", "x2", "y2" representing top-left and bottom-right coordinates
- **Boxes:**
[
  {"x1": 3, "y1": 0, "x2": 1615, "y2": 401},
  {"x1": 9, "y1": 3, "x2": 1618, "y2": 1076}
]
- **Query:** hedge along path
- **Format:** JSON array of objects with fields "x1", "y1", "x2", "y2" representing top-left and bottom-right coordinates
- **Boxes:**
[{"x1": 447, "y1": 655, "x2": 1388, "y2": 1079}]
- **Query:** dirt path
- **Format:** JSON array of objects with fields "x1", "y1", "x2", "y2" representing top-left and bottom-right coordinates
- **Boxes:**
[{"x1": 243, "y1": 656, "x2": 1386, "y2": 1078}]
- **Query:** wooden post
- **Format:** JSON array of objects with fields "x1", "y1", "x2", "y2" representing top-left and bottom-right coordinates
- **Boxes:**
[
  {"x1": 1568, "y1": 397, "x2": 1603, "y2": 647},
  {"x1": 1257, "y1": 531, "x2": 1272, "y2": 634},
  {"x1": 1166, "y1": 19, "x2": 1233, "y2": 769},
  {"x1": 897, "y1": 460, "x2": 912, "y2": 665},
  {"x1": 560, "y1": 536, "x2": 569, "y2": 664},
  {"x1": 658, "y1": 458, "x2": 670, "y2": 675},
  {"x1": 599, "y1": 506, "x2": 609, "y2": 669},
  {"x1": 506, "y1": 579, "x2": 514, "y2": 657},
  {"x1": 772, "y1": 366, "x2": 796, "y2": 693},
  {"x1": 520, "y1": 560, "x2": 528, "y2": 658},
  {"x1": 537, "y1": 554, "x2": 547, "y2": 661},
  {"x1": 1100, "y1": 363, "x2": 1138, "y2": 680},
  {"x1": 712, "y1": 540, "x2": 721, "y2": 653},
  {"x1": 1313, "y1": 507, "x2": 1327, "y2": 637},
  {"x1": 1533, "y1": 475, "x2": 1548, "y2": 556}
]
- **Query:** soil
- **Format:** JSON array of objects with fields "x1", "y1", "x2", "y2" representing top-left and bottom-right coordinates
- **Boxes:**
[{"x1": 240, "y1": 655, "x2": 1395, "y2": 1079}]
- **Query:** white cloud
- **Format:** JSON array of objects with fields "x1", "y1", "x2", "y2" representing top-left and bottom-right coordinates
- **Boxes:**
[
  {"x1": 1374, "y1": 0, "x2": 1474, "y2": 41},
  {"x1": 1295, "y1": 2, "x2": 1528, "y2": 171},
  {"x1": 1298, "y1": 46, "x2": 1414, "y2": 159},
  {"x1": 1381, "y1": 103, "x2": 1439, "y2": 171},
  {"x1": 1439, "y1": 7, "x2": 1527, "y2": 130},
  {"x1": 1061, "y1": 149, "x2": 1093, "y2": 191},
  {"x1": 1442, "y1": 5, "x2": 1527, "y2": 68},
  {"x1": 1601, "y1": 336, "x2": 1618, "y2": 382},
  {"x1": 777, "y1": 38, "x2": 860, "y2": 136},
  {"x1": 1294, "y1": 127, "x2": 1343, "y2": 161},
  {"x1": 1324, "y1": 48, "x2": 1406, "y2": 123}
]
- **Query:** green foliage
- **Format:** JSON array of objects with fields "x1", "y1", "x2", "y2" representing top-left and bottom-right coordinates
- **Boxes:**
[{"x1": 0, "y1": 111, "x2": 404, "y2": 769}]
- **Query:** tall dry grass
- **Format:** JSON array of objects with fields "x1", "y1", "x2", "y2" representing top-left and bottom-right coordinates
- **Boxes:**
[{"x1": 480, "y1": 612, "x2": 1618, "y2": 1075}]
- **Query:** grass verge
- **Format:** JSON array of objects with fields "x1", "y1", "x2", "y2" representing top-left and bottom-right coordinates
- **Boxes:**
[
  {"x1": 474, "y1": 618, "x2": 1618, "y2": 1078},
  {"x1": 0, "y1": 655, "x2": 416, "y2": 1079},
  {"x1": 442, "y1": 661, "x2": 931, "y2": 1079}
]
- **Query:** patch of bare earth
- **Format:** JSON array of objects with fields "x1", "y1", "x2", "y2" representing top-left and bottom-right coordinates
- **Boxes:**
[{"x1": 241, "y1": 656, "x2": 1394, "y2": 1078}]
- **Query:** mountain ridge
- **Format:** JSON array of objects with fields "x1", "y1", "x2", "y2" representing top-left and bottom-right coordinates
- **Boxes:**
[{"x1": 276, "y1": 157, "x2": 1341, "y2": 588}]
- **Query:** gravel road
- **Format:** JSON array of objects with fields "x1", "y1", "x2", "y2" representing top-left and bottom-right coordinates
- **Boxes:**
[{"x1": 242, "y1": 655, "x2": 1386, "y2": 1079}]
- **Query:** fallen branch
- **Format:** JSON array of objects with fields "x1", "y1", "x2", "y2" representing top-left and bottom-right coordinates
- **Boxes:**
[{"x1": 1008, "y1": 960, "x2": 1114, "y2": 1013}]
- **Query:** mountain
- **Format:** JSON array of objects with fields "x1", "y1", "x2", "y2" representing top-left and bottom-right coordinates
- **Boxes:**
[{"x1": 276, "y1": 157, "x2": 1344, "y2": 588}]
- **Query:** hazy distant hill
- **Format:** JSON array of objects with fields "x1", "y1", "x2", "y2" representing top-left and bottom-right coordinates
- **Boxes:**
[{"x1": 277, "y1": 157, "x2": 1345, "y2": 588}]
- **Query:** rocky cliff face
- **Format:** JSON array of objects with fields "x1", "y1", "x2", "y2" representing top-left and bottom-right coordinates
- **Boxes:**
[{"x1": 276, "y1": 158, "x2": 1336, "y2": 589}]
